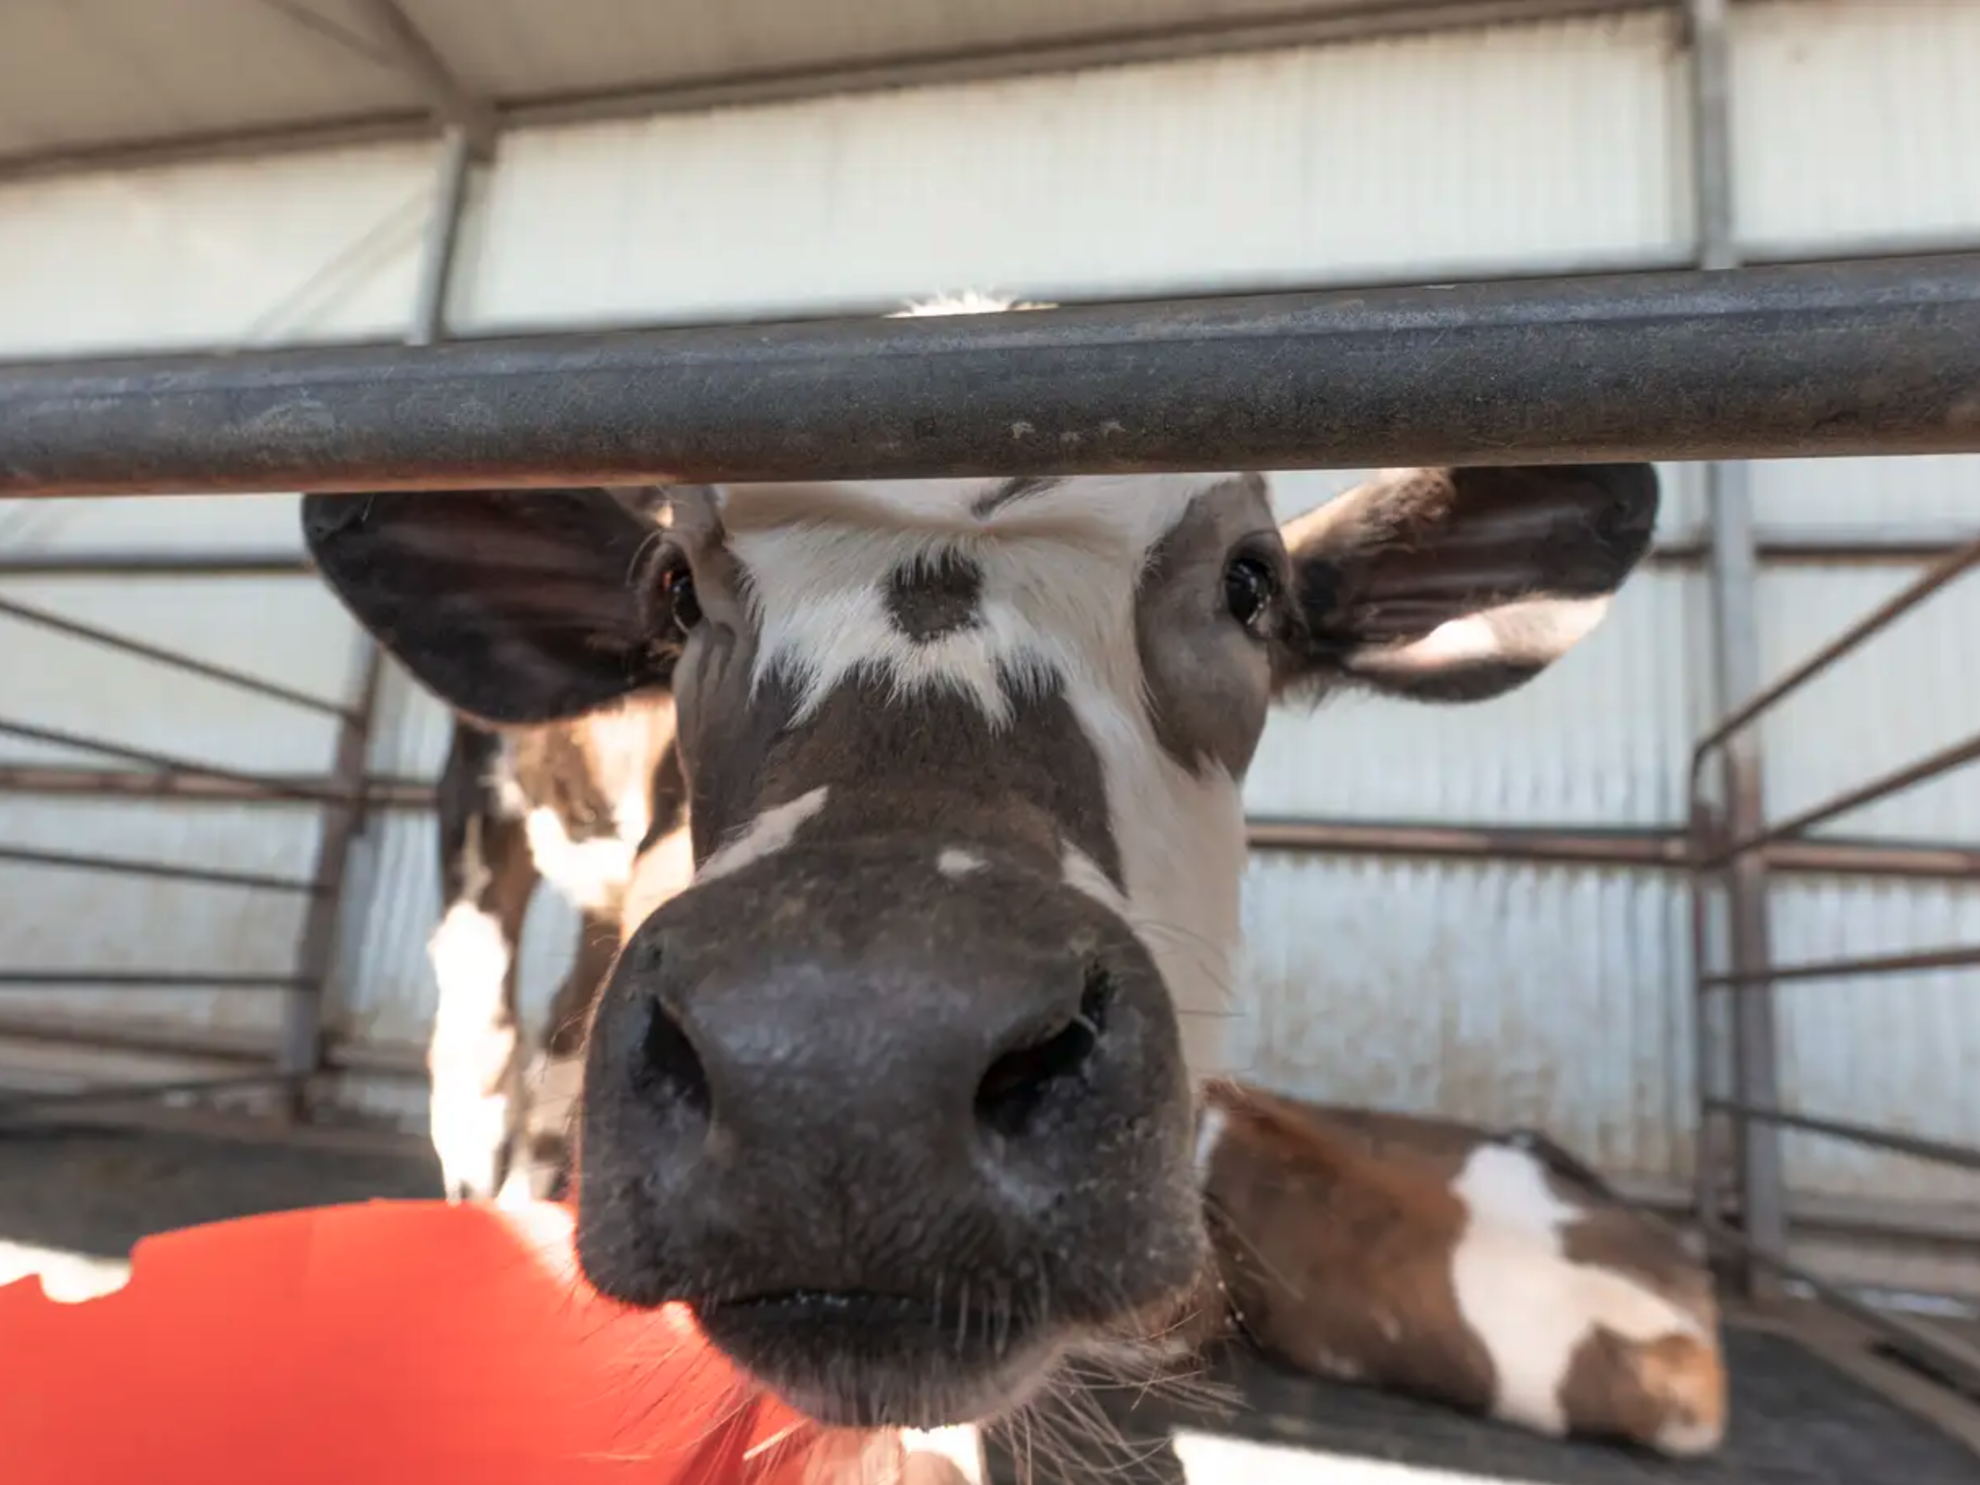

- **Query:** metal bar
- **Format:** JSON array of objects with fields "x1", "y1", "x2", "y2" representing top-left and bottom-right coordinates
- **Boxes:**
[
  {"x1": 1692, "y1": 539, "x2": 1980, "y2": 770},
  {"x1": 409, "y1": 128, "x2": 473, "y2": 347},
  {"x1": 0, "y1": 764, "x2": 432, "y2": 808},
  {"x1": 345, "y1": 0, "x2": 496, "y2": 155},
  {"x1": 1690, "y1": 801, "x2": 1726, "y2": 1240},
  {"x1": 0, "y1": 972, "x2": 302, "y2": 989},
  {"x1": 0, "y1": 1011, "x2": 271, "y2": 1061},
  {"x1": 1246, "y1": 817, "x2": 1687, "y2": 868},
  {"x1": 0, "y1": 844, "x2": 319, "y2": 894},
  {"x1": 0, "y1": 593, "x2": 351, "y2": 717},
  {"x1": 0, "y1": 1073, "x2": 305, "y2": 1122},
  {"x1": 0, "y1": 551, "x2": 313, "y2": 577},
  {"x1": 1650, "y1": 525, "x2": 1980, "y2": 568},
  {"x1": 6, "y1": 256, "x2": 1980, "y2": 496},
  {"x1": 1704, "y1": 1099, "x2": 1980, "y2": 1175},
  {"x1": 1699, "y1": 1215, "x2": 1980, "y2": 1398},
  {"x1": 1702, "y1": 943, "x2": 1980, "y2": 990},
  {"x1": 9, "y1": 531, "x2": 1967, "y2": 581},
  {"x1": 278, "y1": 643, "x2": 384, "y2": 1115},
  {"x1": 1686, "y1": 0, "x2": 1785, "y2": 1300},
  {"x1": 1703, "y1": 730, "x2": 1980, "y2": 871},
  {"x1": 0, "y1": 718, "x2": 359, "y2": 806}
]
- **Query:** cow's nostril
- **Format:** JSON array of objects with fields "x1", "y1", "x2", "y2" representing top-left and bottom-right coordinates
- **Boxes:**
[
  {"x1": 974, "y1": 961, "x2": 1113, "y2": 1139},
  {"x1": 639, "y1": 999, "x2": 711, "y2": 1116}
]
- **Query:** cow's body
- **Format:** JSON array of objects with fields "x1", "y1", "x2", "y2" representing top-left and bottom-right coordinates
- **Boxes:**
[
  {"x1": 426, "y1": 706, "x2": 692, "y2": 1203},
  {"x1": 1196, "y1": 1079, "x2": 1726, "y2": 1457},
  {"x1": 306, "y1": 292, "x2": 1664, "y2": 1444}
]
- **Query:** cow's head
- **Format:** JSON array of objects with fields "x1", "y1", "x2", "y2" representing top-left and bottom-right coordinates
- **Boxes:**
[{"x1": 303, "y1": 330, "x2": 1656, "y2": 1431}]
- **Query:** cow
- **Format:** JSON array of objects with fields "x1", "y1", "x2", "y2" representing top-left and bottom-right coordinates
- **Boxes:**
[
  {"x1": 302, "y1": 294, "x2": 1660, "y2": 1444},
  {"x1": 1194, "y1": 1079, "x2": 1727, "y2": 1457},
  {"x1": 425, "y1": 697, "x2": 690, "y2": 1205}
]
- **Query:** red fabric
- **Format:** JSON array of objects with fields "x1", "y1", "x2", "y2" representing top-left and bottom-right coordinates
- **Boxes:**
[{"x1": 0, "y1": 1199, "x2": 844, "y2": 1485}]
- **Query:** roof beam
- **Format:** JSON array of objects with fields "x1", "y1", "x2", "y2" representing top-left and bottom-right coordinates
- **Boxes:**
[{"x1": 343, "y1": 0, "x2": 497, "y2": 158}]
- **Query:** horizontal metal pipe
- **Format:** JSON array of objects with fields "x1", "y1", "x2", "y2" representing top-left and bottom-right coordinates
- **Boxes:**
[
  {"x1": 0, "y1": 1072, "x2": 303, "y2": 1122},
  {"x1": 0, "y1": 1010, "x2": 272, "y2": 1062},
  {"x1": 0, "y1": 594, "x2": 351, "y2": 716},
  {"x1": 0, "y1": 718, "x2": 359, "y2": 807},
  {"x1": 0, "y1": 763, "x2": 434, "y2": 809},
  {"x1": 1698, "y1": 1215, "x2": 1980, "y2": 1397},
  {"x1": 1649, "y1": 525, "x2": 1980, "y2": 568},
  {"x1": 1247, "y1": 818, "x2": 1980, "y2": 880},
  {"x1": 0, "y1": 551, "x2": 314, "y2": 577},
  {"x1": 0, "y1": 971, "x2": 304, "y2": 990},
  {"x1": 1705, "y1": 1098, "x2": 1980, "y2": 1175},
  {"x1": 2, "y1": 531, "x2": 1967, "y2": 582},
  {"x1": 1701, "y1": 943, "x2": 1980, "y2": 990},
  {"x1": 0, "y1": 844, "x2": 320, "y2": 894},
  {"x1": 6, "y1": 256, "x2": 1980, "y2": 495},
  {"x1": 1699, "y1": 730, "x2": 1980, "y2": 872},
  {"x1": 1246, "y1": 817, "x2": 1687, "y2": 868}
]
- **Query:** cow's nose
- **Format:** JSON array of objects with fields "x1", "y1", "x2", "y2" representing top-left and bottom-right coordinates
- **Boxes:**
[
  {"x1": 590, "y1": 901, "x2": 1131, "y2": 1209},
  {"x1": 571, "y1": 842, "x2": 1205, "y2": 1429}
]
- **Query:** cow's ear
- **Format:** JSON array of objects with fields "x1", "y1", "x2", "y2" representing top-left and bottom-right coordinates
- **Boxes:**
[
  {"x1": 1273, "y1": 464, "x2": 1659, "y2": 703},
  {"x1": 302, "y1": 487, "x2": 680, "y2": 726}
]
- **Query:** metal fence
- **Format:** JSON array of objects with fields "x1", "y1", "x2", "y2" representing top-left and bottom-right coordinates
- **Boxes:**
[{"x1": 1689, "y1": 537, "x2": 1980, "y2": 1394}]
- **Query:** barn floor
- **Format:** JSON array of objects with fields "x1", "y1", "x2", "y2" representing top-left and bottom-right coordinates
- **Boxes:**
[{"x1": 2, "y1": 1123, "x2": 1976, "y2": 1484}]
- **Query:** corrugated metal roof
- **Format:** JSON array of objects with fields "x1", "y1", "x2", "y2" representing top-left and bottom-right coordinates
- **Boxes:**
[{"x1": 0, "y1": 0, "x2": 1650, "y2": 176}]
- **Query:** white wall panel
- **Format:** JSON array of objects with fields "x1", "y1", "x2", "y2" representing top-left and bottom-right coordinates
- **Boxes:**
[
  {"x1": 0, "y1": 575, "x2": 360, "y2": 774},
  {"x1": 1767, "y1": 875, "x2": 1980, "y2": 1209},
  {"x1": 0, "y1": 796, "x2": 316, "y2": 1045},
  {"x1": 1753, "y1": 565, "x2": 1980, "y2": 843},
  {"x1": 0, "y1": 141, "x2": 437, "y2": 360},
  {"x1": 0, "y1": 491, "x2": 304, "y2": 558},
  {"x1": 1234, "y1": 854, "x2": 1694, "y2": 1184},
  {"x1": 1732, "y1": 0, "x2": 1980, "y2": 250},
  {"x1": 1745, "y1": 454, "x2": 1980, "y2": 533},
  {"x1": 457, "y1": 11, "x2": 1684, "y2": 331}
]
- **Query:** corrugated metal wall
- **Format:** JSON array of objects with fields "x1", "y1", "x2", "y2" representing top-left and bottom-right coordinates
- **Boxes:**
[
  {"x1": 455, "y1": 9, "x2": 1684, "y2": 330},
  {"x1": 1, "y1": 2, "x2": 1977, "y2": 1286}
]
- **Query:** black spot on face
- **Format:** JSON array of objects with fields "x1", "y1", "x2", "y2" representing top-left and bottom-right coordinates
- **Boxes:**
[{"x1": 885, "y1": 550, "x2": 985, "y2": 643}]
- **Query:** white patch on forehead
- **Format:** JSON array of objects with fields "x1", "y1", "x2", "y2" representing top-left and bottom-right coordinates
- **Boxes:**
[
  {"x1": 725, "y1": 475, "x2": 1223, "y2": 722},
  {"x1": 937, "y1": 847, "x2": 985, "y2": 879},
  {"x1": 697, "y1": 786, "x2": 830, "y2": 883},
  {"x1": 1450, "y1": 1143, "x2": 1705, "y2": 1442},
  {"x1": 720, "y1": 474, "x2": 1255, "y2": 1084}
]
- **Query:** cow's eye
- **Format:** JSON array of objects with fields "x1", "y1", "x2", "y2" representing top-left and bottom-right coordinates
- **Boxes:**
[
  {"x1": 661, "y1": 564, "x2": 702, "y2": 634},
  {"x1": 1224, "y1": 554, "x2": 1278, "y2": 639}
]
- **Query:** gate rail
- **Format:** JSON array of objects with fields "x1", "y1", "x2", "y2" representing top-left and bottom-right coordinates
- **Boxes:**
[{"x1": 1690, "y1": 535, "x2": 1980, "y2": 1393}]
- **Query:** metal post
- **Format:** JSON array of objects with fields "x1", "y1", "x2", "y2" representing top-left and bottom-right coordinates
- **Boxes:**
[
  {"x1": 409, "y1": 126, "x2": 475, "y2": 348},
  {"x1": 277, "y1": 645, "x2": 382, "y2": 1116},
  {"x1": 275, "y1": 124, "x2": 476, "y2": 1120},
  {"x1": 1689, "y1": 0, "x2": 1786, "y2": 1298}
]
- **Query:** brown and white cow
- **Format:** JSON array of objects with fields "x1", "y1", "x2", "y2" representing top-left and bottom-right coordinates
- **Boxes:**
[
  {"x1": 425, "y1": 699, "x2": 691, "y2": 1204},
  {"x1": 302, "y1": 296, "x2": 1660, "y2": 1435},
  {"x1": 1194, "y1": 1079, "x2": 1727, "y2": 1457}
]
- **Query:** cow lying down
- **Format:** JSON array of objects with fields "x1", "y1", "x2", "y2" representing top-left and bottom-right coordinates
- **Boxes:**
[{"x1": 1193, "y1": 1079, "x2": 1728, "y2": 1458}]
